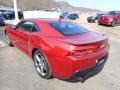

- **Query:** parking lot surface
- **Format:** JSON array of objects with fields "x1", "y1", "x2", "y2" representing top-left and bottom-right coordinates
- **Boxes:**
[
  {"x1": 76, "y1": 22, "x2": 120, "y2": 39},
  {"x1": 0, "y1": 23, "x2": 120, "y2": 90}
]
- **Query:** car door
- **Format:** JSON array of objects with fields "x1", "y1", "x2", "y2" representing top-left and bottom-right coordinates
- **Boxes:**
[
  {"x1": 7, "y1": 21, "x2": 25, "y2": 47},
  {"x1": 13, "y1": 21, "x2": 33, "y2": 53}
]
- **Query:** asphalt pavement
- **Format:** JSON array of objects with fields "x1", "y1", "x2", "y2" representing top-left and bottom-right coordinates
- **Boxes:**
[{"x1": 0, "y1": 26, "x2": 120, "y2": 90}]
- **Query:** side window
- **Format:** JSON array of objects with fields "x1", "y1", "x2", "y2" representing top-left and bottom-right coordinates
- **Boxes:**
[
  {"x1": 21, "y1": 22, "x2": 33, "y2": 32},
  {"x1": 31, "y1": 24, "x2": 39, "y2": 32},
  {"x1": 16, "y1": 21, "x2": 40, "y2": 32}
]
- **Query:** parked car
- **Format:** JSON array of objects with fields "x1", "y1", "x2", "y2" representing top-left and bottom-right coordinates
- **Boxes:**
[
  {"x1": 5, "y1": 19, "x2": 109, "y2": 82},
  {"x1": 0, "y1": 15, "x2": 5, "y2": 26},
  {"x1": 60, "y1": 13, "x2": 79, "y2": 20},
  {"x1": 0, "y1": 11, "x2": 3, "y2": 16},
  {"x1": 60, "y1": 10, "x2": 79, "y2": 20},
  {"x1": 98, "y1": 11, "x2": 120, "y2": 26},
  {"x1": 87, "y1": 13, "x2": 103, "y2": 23},
  {"x1": 67, "y1": 13, "x2": 79, "y2": 20},
  {"x1": 0, "y1": 11, "x2": 9, "y2": 20},
  {"x1": 3, "y1": 10, "x2": 24, "y2": 20}
]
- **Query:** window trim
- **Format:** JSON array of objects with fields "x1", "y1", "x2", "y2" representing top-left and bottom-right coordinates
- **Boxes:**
[
  {"x1": 20, "y1": 22, "x2": 33, "y2": 32},
  {"x1": 16, "y1": 20, "x2": 40, "y2": 32}
]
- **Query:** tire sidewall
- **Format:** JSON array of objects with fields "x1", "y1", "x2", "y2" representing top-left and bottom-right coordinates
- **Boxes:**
[
  {"x1": 33, "y1": 50, "x2": 52, "y2": 79},
  {"x1": 112, "y1": 21, "x2": 117, "y2": 27},
  {"x1": 5, "y1": 34, "x2": 13, "y2": 46}
]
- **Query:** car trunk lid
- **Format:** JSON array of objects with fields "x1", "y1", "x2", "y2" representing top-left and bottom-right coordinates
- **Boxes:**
[{"x1": 62, "y1": 32, "x2": 107, "y2": 45}]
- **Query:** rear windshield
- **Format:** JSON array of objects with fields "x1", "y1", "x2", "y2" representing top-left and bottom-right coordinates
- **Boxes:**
[
  {"x1": 73, "y1": 14, "x2": 78, "y2": 16},
  {"x1": 50, "y1": 22, "x2": 87, "y2": 36}
]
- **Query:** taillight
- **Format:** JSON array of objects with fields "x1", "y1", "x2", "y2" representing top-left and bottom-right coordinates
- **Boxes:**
[
  {"x1": 67, "y1": 49, "x2": 93, "y2": 56},
  {"x1": 66, "y1": 40, "x2": 108, "y2": 57}
]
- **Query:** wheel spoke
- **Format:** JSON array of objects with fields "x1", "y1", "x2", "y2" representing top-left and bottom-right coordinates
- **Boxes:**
[
  {"x1": 35, "y1": 62, "x2": 39, "y2": 68},
  {"x1": 36, "y1": 66, "x2": 41, "y2": 73},
  {"x1": 40, "y1": 65, "x2": 45, "y2": 75},
  {"x1": 35, "y1": 55, "x2": 41, "y2": 63},
  {"x1": 41, "y1": 56, "x2": 45, "y2": 62},
  {"x1": 41, "y1": 56, "x2": 47, "y2": 71},
  {"x1": 42, "y1": 62, "x2": 47, "y2": 71}
]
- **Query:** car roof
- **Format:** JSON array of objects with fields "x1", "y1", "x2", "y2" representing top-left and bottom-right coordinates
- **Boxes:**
[{"x1": 24, "y1": 18, "x2": 67, "y2": 23}]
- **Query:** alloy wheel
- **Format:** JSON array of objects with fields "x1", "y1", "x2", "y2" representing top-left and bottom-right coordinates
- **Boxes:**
[{"x1": 34, "y1": 53, "x2": 47, "y2": 76}]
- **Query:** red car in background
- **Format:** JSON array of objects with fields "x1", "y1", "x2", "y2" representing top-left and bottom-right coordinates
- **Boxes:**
[
  {"x1": 98, "y1": 11, "x2": 120, "y2": 27},
  {"x1": 5, "y1": 19, "x2": 109, "y2": 82}
]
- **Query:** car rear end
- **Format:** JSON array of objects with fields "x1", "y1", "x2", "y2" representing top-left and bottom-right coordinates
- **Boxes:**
[
  {"x1": 48, "y1": 21, "x2": 109, "y2": 81},
  {"x1": 65, "y1": 37, "x2": 109, "y2": 81}
]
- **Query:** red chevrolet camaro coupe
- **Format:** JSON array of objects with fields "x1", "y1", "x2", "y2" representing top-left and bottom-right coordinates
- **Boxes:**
[{"x1": 5, "y1": 19, "x2": 109, "y2": 82}]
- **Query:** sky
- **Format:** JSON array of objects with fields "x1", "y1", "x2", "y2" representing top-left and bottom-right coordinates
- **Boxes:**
[{"x1": 57, "y1": 0, "x2": 120, "y2": 11}]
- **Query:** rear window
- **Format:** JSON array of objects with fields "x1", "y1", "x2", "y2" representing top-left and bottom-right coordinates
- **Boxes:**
[
  {"x1": 73, "y1": 14, "x2": 78, "y2": 16},
  {"x1": 50, "y1": 22, "x2": 87, "y2": 36}
]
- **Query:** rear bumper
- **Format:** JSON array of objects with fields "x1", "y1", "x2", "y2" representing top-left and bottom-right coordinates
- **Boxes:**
[{"x1": 68, "y1": 55, "x2": 108, "y2": 82}]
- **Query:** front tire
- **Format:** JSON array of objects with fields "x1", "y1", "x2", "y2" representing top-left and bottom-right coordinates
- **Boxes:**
[
  {"x1": 112, "y1": 21, "x2": 117, "y2": 27},
  {"x1": 33, "y1": 50, "x2": 52, "y2": 79},
  {"x1": 5, "y1": 34, "x2": 13, "y2": 47}
]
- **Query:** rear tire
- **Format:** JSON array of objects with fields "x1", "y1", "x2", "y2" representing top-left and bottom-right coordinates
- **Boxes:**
[{"x1": 33, "y1": 50, "x2": 52, "y2": 79}]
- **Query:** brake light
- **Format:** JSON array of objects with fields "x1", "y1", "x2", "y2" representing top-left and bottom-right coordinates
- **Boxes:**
[
  {"x1": 66, "y1": 40, "x2": 108, "y2": 56},
  {"x1": 67, "y1": 49, "x2": 93, "y2": 56}
]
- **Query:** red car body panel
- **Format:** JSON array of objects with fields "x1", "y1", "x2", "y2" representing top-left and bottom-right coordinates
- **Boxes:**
[
  {"x1": 5, "y1": 19, "x2": 109, "y2": 79},
  {"x1": 98, "y1": 14, "x2": 120, "y2": 26}
]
